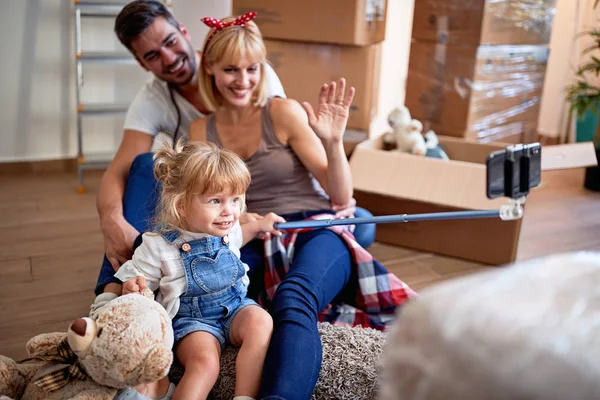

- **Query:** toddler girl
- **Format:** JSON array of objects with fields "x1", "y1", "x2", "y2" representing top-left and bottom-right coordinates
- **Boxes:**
[{"x1": 116, "y1": 140, "x2": 284, "y2": 400}]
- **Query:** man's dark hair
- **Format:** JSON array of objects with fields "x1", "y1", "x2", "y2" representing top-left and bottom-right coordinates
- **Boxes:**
[{"x1": 114, "y1": 0, "x2": 180, "y2": 52}]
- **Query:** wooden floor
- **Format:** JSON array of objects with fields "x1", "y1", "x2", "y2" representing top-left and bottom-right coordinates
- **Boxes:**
[{"x1": 1, "y1": 167, "x2": 599, "y2": 360}]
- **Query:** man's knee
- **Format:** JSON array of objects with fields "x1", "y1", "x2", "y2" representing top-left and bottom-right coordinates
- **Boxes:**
[{"x1": 130, "y1": 152, "x2": 155, "y2": 174}]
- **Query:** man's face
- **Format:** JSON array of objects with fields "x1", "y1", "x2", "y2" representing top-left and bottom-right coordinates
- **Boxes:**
[{"x1": 130, "y1": 17, "x2": 197, "y2": 86}]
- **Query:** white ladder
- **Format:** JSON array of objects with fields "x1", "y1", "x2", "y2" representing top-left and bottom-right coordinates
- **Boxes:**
[{"x1": 73, "y1": 0, "x2": 171, "y2": 193}]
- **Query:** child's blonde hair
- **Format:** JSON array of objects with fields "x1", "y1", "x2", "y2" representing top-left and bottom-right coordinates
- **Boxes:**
[
  {"x1": 153, "y1": 140, "x2": 251, "y2": 232},
  {"x1": 198, "y1": 18, "x2": 269, "y2": 112}
]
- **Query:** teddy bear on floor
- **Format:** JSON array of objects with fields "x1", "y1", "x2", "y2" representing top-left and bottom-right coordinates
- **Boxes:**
[
  {"x1": 0, "y1": 291, "x2": 173, "y2": 400},
  {"x1": 382, "y1": 106, "x2": 427, "y2": 156}
]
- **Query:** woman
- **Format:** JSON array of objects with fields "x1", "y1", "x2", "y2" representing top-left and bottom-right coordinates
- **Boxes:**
[{"x1": 189, "y1": 12, "x2": 407, "y2": 400}]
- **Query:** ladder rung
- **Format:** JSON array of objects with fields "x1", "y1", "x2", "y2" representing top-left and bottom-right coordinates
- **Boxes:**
[
  {"x1": 77, "y1": 51, "x2": 135, "y2": 63},
  {"x1": 75, "y1": 2, "x2": 127, "y2": 17},
  {"x1": 78, "y1": 103, "x2": 130, "y2": 115}
]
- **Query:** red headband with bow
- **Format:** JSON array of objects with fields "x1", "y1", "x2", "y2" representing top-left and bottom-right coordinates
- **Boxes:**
[{"x1": 201, "y1": 11, "x2": 258, "y2": 52}]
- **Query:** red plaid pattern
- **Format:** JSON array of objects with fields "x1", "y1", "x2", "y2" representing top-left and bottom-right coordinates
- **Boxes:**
[{"x1": 259, "y1": 214, "x2": 418, "y2": 331}]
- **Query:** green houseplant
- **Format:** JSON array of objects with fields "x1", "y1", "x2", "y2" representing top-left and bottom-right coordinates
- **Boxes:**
[
  {"x1": 565, "y1": 4, "x2": 600, "y2": 190},
  {"x1": 565, "y1": 29, "x2": 600, "y2": 145}
]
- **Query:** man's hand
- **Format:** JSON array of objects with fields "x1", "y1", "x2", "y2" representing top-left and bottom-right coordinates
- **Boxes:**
[
  {"x1": 123, "y1": 276, "x2": 147, "y2": 295},
  {"x1": 101, "y1": 215, "x2": 140, "y2": 272}
]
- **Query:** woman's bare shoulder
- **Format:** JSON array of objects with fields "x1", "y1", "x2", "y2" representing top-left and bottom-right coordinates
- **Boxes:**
[{"x1": 270, "y1": 97, "x2": 308, "y2": 127}]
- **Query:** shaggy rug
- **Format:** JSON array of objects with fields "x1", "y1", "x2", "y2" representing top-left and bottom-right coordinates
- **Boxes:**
[{"x1": 170, "y1": 322, "x2": 388, "y2": 400}]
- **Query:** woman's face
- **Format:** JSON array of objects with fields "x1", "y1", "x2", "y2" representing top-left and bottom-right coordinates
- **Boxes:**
[{"x1": 207, "y1": 57, "x2": 261, "y2": 107}]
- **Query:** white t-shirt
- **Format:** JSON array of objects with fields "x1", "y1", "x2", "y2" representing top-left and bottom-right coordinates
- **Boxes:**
[
  {"x1": 114, "y1": 223, "x2": 248, "y2": 319},
  {"x1": 123, "y1": 62, "x2": 286, "y2": 150}
]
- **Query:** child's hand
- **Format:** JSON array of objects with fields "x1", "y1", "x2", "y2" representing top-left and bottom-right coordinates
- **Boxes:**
[
  {"x1": 258, "y1": 212, "x2": 285, "y2": 237},
  {"x1": 239, "y1": 212, "x2": 263, "y2": 225},
  {"x1": 123, "y1": 276, "x2": 147, "y2": 295}
]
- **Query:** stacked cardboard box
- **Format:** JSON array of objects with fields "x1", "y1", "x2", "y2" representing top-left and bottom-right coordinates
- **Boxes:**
[
  {"x1": 232, "y1": 0, "x2": 387, "y2": 135},
  {"x1": 405, "y1": 0, "x2": 557, "y2": 143}
]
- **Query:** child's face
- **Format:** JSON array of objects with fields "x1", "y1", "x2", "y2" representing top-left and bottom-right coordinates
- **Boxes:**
[
  {"x1": 183, "y1": 192, "x2": 243, "y2": 236},
  {"x1": 206, "y1": 57, "x2": 261, "y2": 108}
]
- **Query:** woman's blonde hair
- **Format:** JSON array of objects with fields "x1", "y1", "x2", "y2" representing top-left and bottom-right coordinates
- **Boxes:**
[
  {"x1": 198, "y1": 18, "x2": 269, "y2": 112},
  {"x1": 152, "y1": 140, "x2": 251, "y2": 232}
]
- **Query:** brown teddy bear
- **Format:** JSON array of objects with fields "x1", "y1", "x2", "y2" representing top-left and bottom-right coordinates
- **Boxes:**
[
  {"x1": 0, "y1": 291, "x2": 173, "y2": 400},
  {"x1": 1, "y1": 291, "x2": 391, "y2": 400}
]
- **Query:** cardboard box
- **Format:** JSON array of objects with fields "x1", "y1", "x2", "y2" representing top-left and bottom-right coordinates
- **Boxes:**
[
  {"x1": 343, "y1": 129, "x2": 368, "y2": 157},
  {"x1": 349, "y1": 136, "x2": 598, "y2": 265},
  {"x1": 431, "y1": 121, "x2": 540, "y2": 144},
  {"x1": 412, "y1": 0, "x2": 556, "y2": 46},
  {"x1": 405, "y1": 42, "x2": 549, "y2": 140},
  {"x1": 463, "y1": 121, "x2": 539, "y2": 145},
  {"x1": 265, "y1": 39, "x2": 381, "y2": 131},
  {"x1": 233, "y1": 0, "x2": 387, "y2": 46}
]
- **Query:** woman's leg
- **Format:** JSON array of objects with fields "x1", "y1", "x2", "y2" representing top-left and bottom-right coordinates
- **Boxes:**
[
  {"x1": 94, "y1": 153, "x2": 160, "y2": 296},
  {"x1": 172, "y1": 331, "x2": 221, "y2": 400},
  {"x1": 351, "y1": 206, "x2": 376, "y2": 249},
  {"x1": 229, "y1": 305, "x2": 273, "y2": 397},
  {"x1": 259, "y1": 230, "x2": 352, "y2": 400}
]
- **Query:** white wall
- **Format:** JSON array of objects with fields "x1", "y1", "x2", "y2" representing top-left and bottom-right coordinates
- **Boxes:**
[
  {"x1": 0, "y1": 0, "x2": 230, "y2": 163},
  {"x1": 172, "y1": 0, "x2": 231, "y2": 50},
  {"x1": 368, "y1": 0, "x2": 415, "y2": 138},
  {"x1": 1, "y1": 0, "x2": 74, "y2": 162}
]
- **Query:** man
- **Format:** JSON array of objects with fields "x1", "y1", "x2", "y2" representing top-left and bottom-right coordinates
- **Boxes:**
[
  {"x1": 92, "y1": 0, "x2": 286, "y2": 309},
  {"x1": 92, "y1": 0, "x2": 374, "y2": 314}
]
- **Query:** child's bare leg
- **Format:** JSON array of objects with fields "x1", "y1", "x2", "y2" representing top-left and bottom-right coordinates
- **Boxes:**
[
  {"x1": 229, "y1": 306, "x2": 273, "y2": 397},
  {"x1": 172, "y1": 331, "x2": 221, "y2": 400}
]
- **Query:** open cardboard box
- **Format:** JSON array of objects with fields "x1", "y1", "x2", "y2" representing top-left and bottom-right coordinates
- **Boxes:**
[{"x1": 349, "y1": 136, "x2": 598, "y2": 265}]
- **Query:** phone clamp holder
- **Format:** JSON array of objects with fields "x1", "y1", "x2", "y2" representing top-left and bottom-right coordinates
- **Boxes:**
[{"x1": 499, "y1": 197, "x2": 526, "y2": 221}]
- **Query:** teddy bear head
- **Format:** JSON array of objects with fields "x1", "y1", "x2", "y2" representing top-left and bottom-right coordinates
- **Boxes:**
[
  {"x1": 387, "y1": 106, "x2": 413, "y2": 131},
  {"x1": 67, "y1": 293, "x2": 174, "y2": 389}
]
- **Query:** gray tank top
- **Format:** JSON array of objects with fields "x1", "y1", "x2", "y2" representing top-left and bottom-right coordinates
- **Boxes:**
[{"x1": 205, "y1": 98, "x2": 331, "y2": 216}]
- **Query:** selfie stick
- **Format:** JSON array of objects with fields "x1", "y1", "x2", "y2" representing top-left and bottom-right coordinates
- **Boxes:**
[
  {"x1": 274, "y1": 142, "x2": 539, "y2": 231},
  {"x1": 274, "y1": 197, "x2": 526, "y2": 230}
]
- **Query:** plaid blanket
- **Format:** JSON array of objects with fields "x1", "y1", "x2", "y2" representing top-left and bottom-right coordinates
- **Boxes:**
[{"x1": 258, "y1": 214, "x2": 418, "y2": 331}]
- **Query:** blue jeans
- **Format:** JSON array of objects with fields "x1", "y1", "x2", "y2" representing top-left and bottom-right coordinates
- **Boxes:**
[
  {"x1": 240, "y1": 211, "x2": 356, "y2": 400},
  {"x1": 94, "y1": 153, "x2": 160, "y2": 295},
  {"x1": 94, "y1": 153, "x2": 377, "y2": 296}
]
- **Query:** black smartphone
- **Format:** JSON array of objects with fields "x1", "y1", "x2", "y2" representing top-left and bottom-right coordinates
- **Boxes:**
[{"x1": 486, "y1": 143, "x2": 542, "y2": 199}]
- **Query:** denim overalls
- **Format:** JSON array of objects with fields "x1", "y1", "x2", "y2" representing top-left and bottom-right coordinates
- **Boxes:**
[{"x1": 163, "y1": 230, "x2": 257, "y2": 350}]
